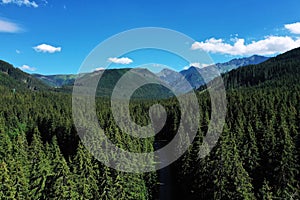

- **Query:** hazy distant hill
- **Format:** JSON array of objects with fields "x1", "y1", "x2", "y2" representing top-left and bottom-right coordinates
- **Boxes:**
[{"x1": 33, "y1": 74, "x2": 79, "y2": 87}]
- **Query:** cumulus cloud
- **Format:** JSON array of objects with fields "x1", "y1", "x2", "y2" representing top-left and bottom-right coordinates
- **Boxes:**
[
  {"x1": 285, "y1": 22, "x2": 300, "y2": 34},
  {"x1": 19, "y1": 64, "x2": 36, "y2": 71},
  {"x1": 191, "y1": 36, "x2": 300, "y2": 56},
  {"x1": 94, "y1": 67, "x2": 105, "y2": 72},
  {"x1": 191, "y1": 22, "x2": 300, "y2": 56},
  {"x1": 191, "y1": 62, "x2": 211, "y2": 68},
  {"x1": 183, "y1": 62, "x2": 211, "y2": 70},
  {"x1": 190, "y1": 62, "x2": 201, "y2": 68},
  {"x1": 33, "y1": 44, "x2": 61, "y2": 53},
  {"x1": 0, "y1": 19, "x2": 22, "y2": 33},
  {"x1": 108, "y1": 57, "x2": 133, "y2": 65},
  {"x1": 1, "y1": 0, "x2": 38, "y2": 7}
]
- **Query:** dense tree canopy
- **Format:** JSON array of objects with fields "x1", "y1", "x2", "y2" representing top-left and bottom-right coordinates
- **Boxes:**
[{"x1": 0, "y1": 47, "x2": 300, "y2": 199}]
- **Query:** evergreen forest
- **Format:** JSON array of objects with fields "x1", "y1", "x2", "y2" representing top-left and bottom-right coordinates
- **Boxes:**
[{"x1": 1, "y1": 47, "x2": 300, "y2": 199}]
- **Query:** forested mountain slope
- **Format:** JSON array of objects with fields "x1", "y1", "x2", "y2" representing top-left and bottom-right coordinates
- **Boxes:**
[
  {"x1": 182, "y1": 47, "x2": 300, "y2": 199},
  {"x1": 73, "y1": 68, "x2": 174, "y2": 99},
  {"x1": 223, "y1": 47, "x2": 300, "y2": 88},
  {"x1": 0, "y1": 60, "x2": 49, "y2": 91}
]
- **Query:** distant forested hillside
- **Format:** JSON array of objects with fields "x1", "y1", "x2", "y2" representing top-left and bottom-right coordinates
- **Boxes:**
[
  {"x1": 222, "y1": 47, "x2": 300, "y2": 89},
  {"x1": 0, "y1": 60, "x2": 49, "y2": 91},
  {"x1": 33, "y1": 73, "x2": 78, "y2": 87}
]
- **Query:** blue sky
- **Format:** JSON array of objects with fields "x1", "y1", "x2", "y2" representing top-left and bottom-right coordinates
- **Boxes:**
[{"x1": 0, "y1": 0, "x2": 300, "y2": 74}]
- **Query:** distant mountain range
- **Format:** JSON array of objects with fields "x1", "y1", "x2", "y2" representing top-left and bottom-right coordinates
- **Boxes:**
[
  {"x1": 32, "y1": 74, "x2": 79, "y2": 87},
  {"x1": 0, "y1": 54, "x2": 269, "y2": 97},
  {"x1": 2, "y1": 46, "x2": 300, "y2": 99},
  {"x1": 215, "y1": 55, "x2": 269, "y2": 72},
  {"x1": 157, "y1": 55, "x2": 269, "y2": 92},
  {"x1": 33, "y1": 55, "x2": 269, "y2": 93},
  {"x1": 73, "y1": 68, "x2": 175, "y2": 99}
]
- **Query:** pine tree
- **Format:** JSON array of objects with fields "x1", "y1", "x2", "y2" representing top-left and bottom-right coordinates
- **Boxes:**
[
  {"x1": 71, "y1": 143, "x2": 99, "y2": 200},
  {"x1": 212, "y1": 127, "x2": 256, "y2": 199},
  {"x1": 46, "y1": 136, "x2": 78, "y2": 199},
  {"x1": 29, "y1": 127, "x2": 52, "y2": 199},
  {"x1": 11, "y1": 132, "x2": 30, "y2": 200},
  {"x1": 273, "y1": 117, "x2": 298, "y2": 198},
  {"x1": 99, "y1": 166, "x2": 117, "y2": 200},
  {"x1": 242, "y1": 122, "x2": 260, "y2": 174},
  {"x1": 0, "y1": 162, "x2": 16, "y2": 199}
]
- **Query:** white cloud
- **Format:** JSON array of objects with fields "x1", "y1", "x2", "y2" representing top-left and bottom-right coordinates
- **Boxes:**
[
  {"x1": 19, "y1": 64, "x2": 36, "y2": 71},
  {"x1": 191, "y1": 36, "x2": 300, "y2": 56},
  {"x1": 190, "y1": 62, "x2": 201, "y2": 68},
  {"x1": 94, "y1": 67, "x2": 105, "y2": 71},
  {"x1": 285, "y1": 22, "x2": 300, "y2": 34},
  {"x1": 1, "y1": 0, "x2": 38, "y2": 7},
  {"x1": 108, "y1": 57, "x2": 133, "y2": 65},
  {"x1": 191, "y1": 62, "x2": 209, "y2": 68},
  {"x1": 202, "y1": 63, "x2": 211, "y2": 68},
  {"x1": 33, "y1": 44, "x2": 61, "y2": 53},
  {"x1": 183, "y1": 62, "x2": 211, "y2": 70},
  {"x1": 0, "y1": 19, "x2": 21, "y2": 33}
]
